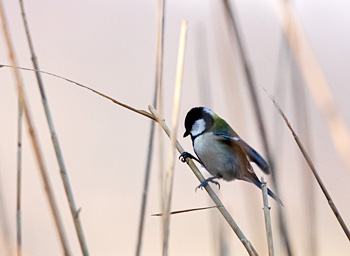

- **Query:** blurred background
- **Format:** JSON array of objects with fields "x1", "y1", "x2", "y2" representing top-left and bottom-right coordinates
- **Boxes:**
[{"x1": 0, "y1": 0, "x2": 349, "y2": 255}]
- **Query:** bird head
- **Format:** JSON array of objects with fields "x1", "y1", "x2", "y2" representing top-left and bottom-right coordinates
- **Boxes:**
[{"x1": 183, "y1": 107, "x2": 215, "y2": 139}]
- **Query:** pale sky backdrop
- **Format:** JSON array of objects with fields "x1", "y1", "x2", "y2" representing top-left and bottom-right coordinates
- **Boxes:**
[{"x1": 0, "y1": 0, "x2": 349, "y2": 255}]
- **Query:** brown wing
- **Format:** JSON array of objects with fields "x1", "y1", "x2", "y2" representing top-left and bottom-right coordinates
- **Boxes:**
[{"x1": 214, "y1": 133, "x2": 271, "y2": 174}]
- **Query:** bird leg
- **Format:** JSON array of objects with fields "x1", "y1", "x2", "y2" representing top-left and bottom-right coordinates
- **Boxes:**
[
  {"x1": 196, "y1": 176, "x2": 221, "y2": 191},
  {"x1": 179, "y1": 151, "x2": 201, "y2": 164}
]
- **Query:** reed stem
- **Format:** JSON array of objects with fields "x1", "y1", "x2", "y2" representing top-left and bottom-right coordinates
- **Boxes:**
[
  {"x1": 266, "y1": 92, "x2": 350, "y2": 240},
  {"x1": 135, "y1": 1, "x2": 166, "y2": 255},
  {"x1": 162, "y1": 20, "x2": 187, "y2": 256},
  {"x1": 18, "y1": 1, "x2": 89, "y2": 254},
  {"x1": 0, "y1": 2, "x2": 71, "y2": 255},
  {"x1": 261, "y1": 179, "x2": 274, "y2": 256}
]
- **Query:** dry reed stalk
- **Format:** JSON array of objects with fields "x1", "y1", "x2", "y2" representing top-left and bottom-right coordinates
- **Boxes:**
[
  {"x1": 136, "y1": 1, "x2": 165, "y2": 255},
  {"x1": 265, "y1": 91, "x2": 350, "y2": 240},
  {"x1": 221, "y1": 1, "x2": 292, "y2": 254},
  {"x1": 155, "y1": 0, "x2": 165, "y2": 114},
  {"x1": 154, "y1": 1, "x2": 166, "y2": 255},
  {"x1": 155, "y1": 0, "x2": 166, "y2": 231},
  {"x1": 261, "y1": 179, "x2": 274, "y2": 256},
  {"x1": 135, "y1": 105, "x2": 156, "y2": 256},
  {"x1": 0, "y1": 65, "x2": 156, "y2": 121},
  {"x1": 162, "y1": 20, "x2": 187, "y2": 256},
  {"x1": 1, "y1": 65, "x2": 259, "y2": 255},
  {"x1": 155, "y1": 0, "x2": 165, "y2": 112},
  {"x1": 0, "y1": 2, "x2": 71, "y2": 255},
  {"x1": 269, "y1": 0, "x2": 350, "y2": 170},
  {"x1": 16, "y1": 102, "x2": 23, "y2": 256},
  {"x1": 18, "y1": 1, "x2": 89, "y2": 255}
]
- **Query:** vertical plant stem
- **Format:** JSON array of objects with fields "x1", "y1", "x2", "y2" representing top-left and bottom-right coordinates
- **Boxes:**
[
  {"x1": 155, "y1": 0, "x2": 166, "y2": 234},
  {"x1": 261, "y1": 179, "x2": 274, "y2": 256},
  {"x1": 135, "y1": 116, "x2": 156, "y2": 256},
  {"x1": 16, "y1": 102, "x2": 23, "y2": 256},
  {"x1": 155, "y1": 0, "x2": 165, "y2": 113},
  {"x1": 135, "y1": 86, "x2": 159, "y2": 256},
  {"x1": 0, "y1": 2, "x2": 71, "y2": 255},
  {"x1": 136, "y1": 1, "x2": 165, "y2": 255},
  {"x1": 221, "y1": 1, "x2": 292, "y2": 254},
  {"x1": 162, "y1": 20, "x2": 188, "y2": 256},
  {"x1": 18, "y1": 1, "x2": 89, "y2": 255}
]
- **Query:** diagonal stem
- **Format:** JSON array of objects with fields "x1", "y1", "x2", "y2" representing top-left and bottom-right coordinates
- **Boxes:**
[{"x1": 267, "y1": 94, "x2": 350, "y2": 241}]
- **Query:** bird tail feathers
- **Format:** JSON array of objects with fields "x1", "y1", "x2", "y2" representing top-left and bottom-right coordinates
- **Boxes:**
[{"x1": 250, "y1": 177, "x2": 284, "y2": 206}]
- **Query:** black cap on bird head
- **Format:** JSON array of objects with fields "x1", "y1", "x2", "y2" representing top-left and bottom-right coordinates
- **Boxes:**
[{"x1": 183, "y1": 107, "x2": 214, "y2": 138}]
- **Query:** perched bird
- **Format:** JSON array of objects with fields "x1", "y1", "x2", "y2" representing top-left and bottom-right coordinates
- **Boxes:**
[{"x1": 180, "y1": 107, "x2": 282, "y2": 205}]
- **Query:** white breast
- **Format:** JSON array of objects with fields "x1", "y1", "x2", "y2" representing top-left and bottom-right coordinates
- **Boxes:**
[{"x1": 193, "y1": 132, "x2": 237, "y2": 181}]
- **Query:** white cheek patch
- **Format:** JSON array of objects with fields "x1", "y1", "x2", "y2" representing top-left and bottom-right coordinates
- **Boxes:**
[
  {"x1": 203, "y1": 108, "x2": 214, "y2": 115},
  {"x1": 191, "y1": 119, "x2": 206, "y2": 137}
]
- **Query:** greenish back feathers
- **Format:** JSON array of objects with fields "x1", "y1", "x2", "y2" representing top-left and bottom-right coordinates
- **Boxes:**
[{"x1": 209, "y1": 114, "x2": 239, "y2": 137}]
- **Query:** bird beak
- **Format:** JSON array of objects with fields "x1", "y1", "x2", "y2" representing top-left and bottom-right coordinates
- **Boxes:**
[{"x1": 183, "y1": 131, "x2": 190, "y2": 137}]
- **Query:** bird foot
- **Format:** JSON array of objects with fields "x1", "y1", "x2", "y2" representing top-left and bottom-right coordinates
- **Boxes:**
[
  {"x1": 195, "y1": 177, "x2": 221, "y2": 192},
  {"x1": 179, "y1": 152, "x2": 200, "y2": 163}
]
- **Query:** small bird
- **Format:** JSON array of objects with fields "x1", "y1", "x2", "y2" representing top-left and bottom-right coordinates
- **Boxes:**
[{"x1": 180, "y1": 107, "x2": 282, "y2": 205}]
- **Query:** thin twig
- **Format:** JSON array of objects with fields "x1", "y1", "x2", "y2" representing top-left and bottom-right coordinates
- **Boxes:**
[
  {"x1": 162, "y1": 20, "x2": 188, "y2": 256},
  {"x1": 261, "y1": 178, "x2": 274, "y2": 256},
  {"x1": 0, "y1": 2, "x2": 71, "y2": 255},
  {"x1": 0, "y1": 64, "x2": 155, "y2": 120},
  {"x1": 18, "y1": 1, "x2": 89, "y2": 254},
  {"x1": 152, "y1": 206, "x2": 217, "y2": 216},
  {"x1": 265, "y1": 91, "x2": 350, "y2": 241}
]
